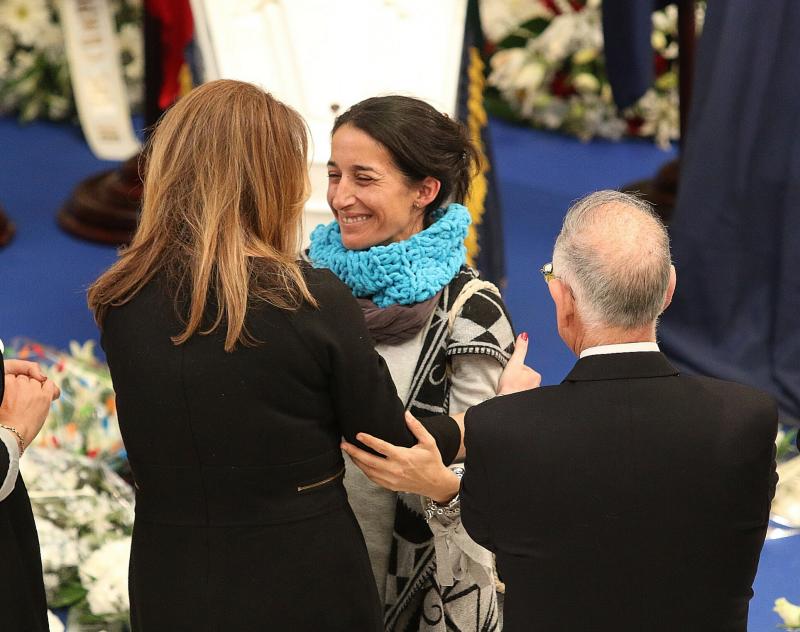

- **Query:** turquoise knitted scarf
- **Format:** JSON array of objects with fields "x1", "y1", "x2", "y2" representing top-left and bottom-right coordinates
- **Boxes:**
[{"x1": 308, "y1": 203, "x2": 471, "y2": 307}]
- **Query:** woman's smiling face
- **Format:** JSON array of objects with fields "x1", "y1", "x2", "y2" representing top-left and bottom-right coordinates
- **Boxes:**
[{"x1": 326, "y1": 124, "x2": 427, "y2": 251}]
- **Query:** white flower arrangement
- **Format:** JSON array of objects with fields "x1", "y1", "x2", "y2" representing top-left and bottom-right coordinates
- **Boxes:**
[
  {"x1": 482, "y1": 0, "x2": 706, "y2": 148},
  {"x1": 79, "y1": 538, "x2": 132, "y2": 619},
  {"x1": 775, "y1": 598, "x2": 800, "y2": 630},
  {"x1": 4, "y1": 338, "x2": 133, "y2": 626},
  {"x1": 0, "y1": 0, "x2": 142, "y2": 122},
  {"x1": 22, "y1": 447, "x2": 134, "y2": 626},
  {"x1": 479, "y1": 0, "x2": 553, "y2": 43}
]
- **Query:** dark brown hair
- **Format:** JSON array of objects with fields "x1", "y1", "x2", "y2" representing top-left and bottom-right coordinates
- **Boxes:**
[{"x1": 332, "y1": 95, "x2": 481, "y2": 222}]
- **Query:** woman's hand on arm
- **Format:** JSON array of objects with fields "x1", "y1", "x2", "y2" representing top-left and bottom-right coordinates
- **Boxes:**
[
  {"x1": 342, "y1": 412, "x2": 461, "y2": 504},
  {"x1": 341, "y1": 333, "x2": 540, "y2": 497}
]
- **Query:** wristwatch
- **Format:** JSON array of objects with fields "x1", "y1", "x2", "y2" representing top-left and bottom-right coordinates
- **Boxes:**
[{"x1": 424, "y1": 465, "x2": 464, "y2": 522}]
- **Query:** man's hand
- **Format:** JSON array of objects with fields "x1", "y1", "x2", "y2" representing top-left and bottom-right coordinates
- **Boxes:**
[
  {"x1": 497, "y1": 333, "x2": 541, "y2": 395},
  {"x1": 0, "y1": 374, "x2": 59, "y2": 448},
  {"x1": 342, "y1": 412, "x2": 461, "y2": 504}
]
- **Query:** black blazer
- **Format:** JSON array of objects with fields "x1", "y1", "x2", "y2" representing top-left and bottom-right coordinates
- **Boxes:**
[
  {"x1": 100, "y1": 266, "x2": 461, "y2": 630},
  {"x1": 462, "y1": 352, "x2": 778, "y2": 632},
  {"x1": 102, "y1": 266, "x2": 461, "y2": 523},
  {"x1": 0, "y1": 351, "x2": 49, "y2": 631}
]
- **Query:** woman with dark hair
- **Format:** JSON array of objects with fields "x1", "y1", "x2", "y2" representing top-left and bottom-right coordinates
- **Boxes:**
[
  {"x1": 87, "y1": 81, "x2": 472, "y2": 632},
  {"x1": 309, "y1": 95, "x2": 516, "y2": 631}
]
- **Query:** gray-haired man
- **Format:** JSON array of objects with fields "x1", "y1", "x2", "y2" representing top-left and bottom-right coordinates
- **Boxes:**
[{"x1": 461, "y1": 190, "x2": 778, "y2": 631}]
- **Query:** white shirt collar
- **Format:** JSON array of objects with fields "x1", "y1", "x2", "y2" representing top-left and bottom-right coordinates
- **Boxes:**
[{"x1": 579, "y1": 342, "x2": 659, "y2": 358}]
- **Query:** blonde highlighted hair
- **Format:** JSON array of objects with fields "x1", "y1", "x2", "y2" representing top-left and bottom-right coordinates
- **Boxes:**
[{"x1": 88, "y1": 79, "x2": 316, "y2": 351}]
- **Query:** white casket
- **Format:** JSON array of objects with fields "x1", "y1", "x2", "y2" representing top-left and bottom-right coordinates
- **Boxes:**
[{"x1": 189, "y1": 0, "x2": 467, "y2": 245}]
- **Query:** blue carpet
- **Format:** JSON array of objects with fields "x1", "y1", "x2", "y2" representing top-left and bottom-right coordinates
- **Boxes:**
[{"x1": 0, "y1": 118, "x2": 120, "y2": 349}]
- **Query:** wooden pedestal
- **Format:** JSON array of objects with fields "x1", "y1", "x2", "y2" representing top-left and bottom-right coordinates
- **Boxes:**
[
  {"x1": 622, "y1": 158, "x2": 679, "y2": 225},
  {"x1": 57, "y1": 155, "x2": 142, "y2": 245}
]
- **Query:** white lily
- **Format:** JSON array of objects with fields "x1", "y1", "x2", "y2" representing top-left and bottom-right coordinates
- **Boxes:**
[{"x1": 774, "y1": 598, "x2": 800, "y2": 628}]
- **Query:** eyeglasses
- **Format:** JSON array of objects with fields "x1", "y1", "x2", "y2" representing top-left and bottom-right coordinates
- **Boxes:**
[{"x1": 540, "y1": 262, "x2": 555, "y2": 283}]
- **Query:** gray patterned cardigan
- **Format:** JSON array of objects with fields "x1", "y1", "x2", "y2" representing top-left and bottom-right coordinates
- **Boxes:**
[{"x1": 383, "y1": 267, "x2": 515, "y2": 632}]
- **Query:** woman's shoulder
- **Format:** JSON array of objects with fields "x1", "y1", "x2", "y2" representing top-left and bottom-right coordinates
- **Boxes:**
[
  {"x1": 444, "y1": 267, "x2": 514, "y2": 362},
  {"x1": 298, "y1": 261, "x2": 355, "y2": 308},
  {"x1": 294, "y1": 263, "x2": 368, "y2": 338},
  {"x1": 444, "y1": 267, "x2": 508, "y2": 314},
  {"x1": 445, "y1": 266, "x2": 480, "y2": 295},
  {"x1": 103, "y1": 273, "x2": 170, "y2": 324},
  {"x1": 289, "y1": 263, "x2": 372, "y2": 366}
]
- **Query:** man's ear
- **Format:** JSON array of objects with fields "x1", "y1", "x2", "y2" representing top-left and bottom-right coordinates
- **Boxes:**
[
  {"x1": 662, "y1": 265, "x2": 676, "y2": 312},
  {"x1": 548, "y1": 279, "x2": 574, "y2": 333},
  {"x1": 415, "y1": 176, "x2": 441, "y2": 209}
]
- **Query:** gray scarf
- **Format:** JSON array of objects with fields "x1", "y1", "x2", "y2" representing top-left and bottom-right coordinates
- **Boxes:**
[{"x1": 357, "y1": 291, "x2": 441, "y2": 345}]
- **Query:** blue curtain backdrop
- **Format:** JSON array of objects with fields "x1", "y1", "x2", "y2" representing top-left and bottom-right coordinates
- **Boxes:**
[
  {"x1": 602, "y1": 0, "x2": 671, "y2": 108},
  {"x1": 659, "y1": 0, "x2": 800, "y2": 422}
]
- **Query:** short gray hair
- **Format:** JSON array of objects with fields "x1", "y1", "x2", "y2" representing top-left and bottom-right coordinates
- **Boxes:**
[{"x1": 552, "y1": 190, "x2": 672, "y2": 330}]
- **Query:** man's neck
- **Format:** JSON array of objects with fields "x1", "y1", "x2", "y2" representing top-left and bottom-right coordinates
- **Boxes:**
[{"x1": 573, "y1": 325, "x2": 657, "y2": 356}]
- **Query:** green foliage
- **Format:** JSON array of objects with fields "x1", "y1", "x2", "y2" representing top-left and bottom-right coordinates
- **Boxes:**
[
  {"x1": 50, "y1": 574, "x2": 88, "y2": 609},
  {"x1": 777, "y1": 427, "x2": 799, "y2": 462}
]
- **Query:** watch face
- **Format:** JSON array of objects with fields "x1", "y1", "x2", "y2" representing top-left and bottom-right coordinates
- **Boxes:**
[{"x1": 451, "y1": 466, "x2": 465, "y2": 478}]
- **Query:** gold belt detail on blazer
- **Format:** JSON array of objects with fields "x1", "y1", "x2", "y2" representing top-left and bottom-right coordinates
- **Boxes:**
[{"x1": 296, "y1": 466, "x2": 346, "y2": 492}]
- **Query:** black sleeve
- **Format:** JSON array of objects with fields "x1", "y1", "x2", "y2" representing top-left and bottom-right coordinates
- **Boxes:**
[
  {"x1": 768, "y1": 443, "x2": 778, "y2": 505},
  {"x1": 0, "y1": 440, "x2": 9, "y2": 485},
  {"x1": 749, "y1": 395, "x2": 779, "y2": 520},
  {"x1": 291, "y1": 268, "x2": 460, "y2": 464},
  {"x1": 460, "y1": 406, "x2": 495, "y2": 551},
  {"x1": 765, "y1": 400, "x2": 779, "y2": 511},
  {"x1": 0, "y1": 350, "x2": 6, "y2": 481}
]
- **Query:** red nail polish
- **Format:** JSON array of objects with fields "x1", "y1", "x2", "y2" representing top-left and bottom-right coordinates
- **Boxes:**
[{"x1": 520, "y1": 332, "x2": 528, "y2": 342}]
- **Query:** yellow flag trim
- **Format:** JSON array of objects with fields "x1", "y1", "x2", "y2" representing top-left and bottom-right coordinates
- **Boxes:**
[{"x1": 463, "y1": 46, "x2": 490, "y2": 267}]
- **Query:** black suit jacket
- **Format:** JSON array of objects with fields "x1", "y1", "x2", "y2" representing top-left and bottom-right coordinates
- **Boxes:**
[
  {"x1": 462, "y1": 352, "x2": 778, "y2": 632},
  {"x1": 0, "y1": 351, "x2": 49, "y2": 632}
]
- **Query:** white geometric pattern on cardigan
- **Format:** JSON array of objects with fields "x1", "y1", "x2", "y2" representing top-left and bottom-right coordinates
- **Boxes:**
[{"x1": 383, "y1": 267, "x2": 514, "y2": 632}]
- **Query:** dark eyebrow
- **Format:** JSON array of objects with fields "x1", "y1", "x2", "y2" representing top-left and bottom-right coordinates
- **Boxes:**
[{"x1": 326, "y1": 160, "x2": 379, "y2": 174}]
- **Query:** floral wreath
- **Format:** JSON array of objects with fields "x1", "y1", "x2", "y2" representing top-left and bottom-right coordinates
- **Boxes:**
[
  {"x1": 481, "y1": 0, "x2": 706, "y2": 148},
  {"x1": 0, "y1": 0, "x2": 142, "y2": 122}
]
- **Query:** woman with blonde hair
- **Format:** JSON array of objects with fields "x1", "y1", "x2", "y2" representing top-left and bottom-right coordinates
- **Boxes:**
[{"x1": 88, "y1": 80, "x2": 466, "y2": 631}]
